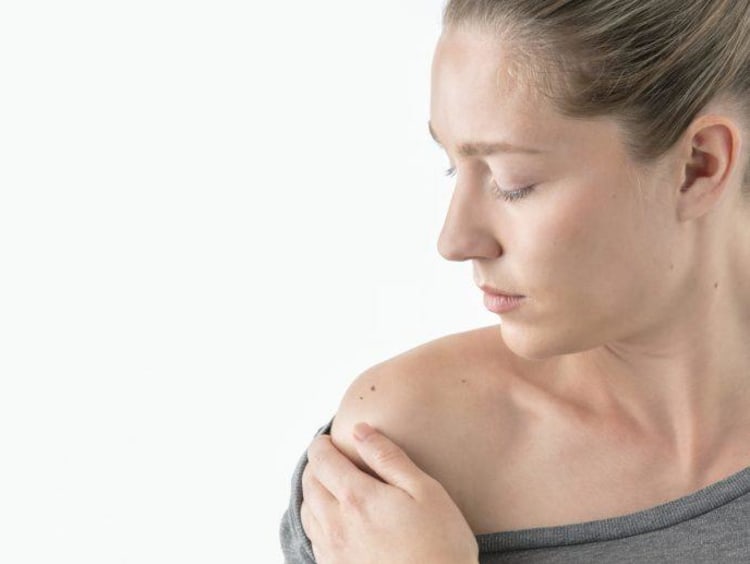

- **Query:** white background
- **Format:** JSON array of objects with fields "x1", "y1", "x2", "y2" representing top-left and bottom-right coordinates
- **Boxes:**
[{"x1": 0, "y1": 1, "x2": 497, "y2": 562}]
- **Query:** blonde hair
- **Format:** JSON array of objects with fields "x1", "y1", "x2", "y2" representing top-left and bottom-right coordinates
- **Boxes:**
[{"x1": 442, "y1": 0, "x2": 750, "y2": 198}]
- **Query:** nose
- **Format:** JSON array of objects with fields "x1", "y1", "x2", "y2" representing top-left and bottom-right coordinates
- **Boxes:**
[{"x1": 436, "y1": 184, "x2": 501, "y2": 262}]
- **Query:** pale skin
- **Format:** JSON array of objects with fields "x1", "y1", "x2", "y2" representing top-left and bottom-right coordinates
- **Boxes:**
[{"x1": 300, "y1": 22, "x2": 750, "y2": 562}]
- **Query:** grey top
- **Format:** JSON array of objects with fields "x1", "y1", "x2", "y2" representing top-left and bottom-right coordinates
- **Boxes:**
[{"x1": 280, "y1": 416, "x2": 750, "y2": 563}]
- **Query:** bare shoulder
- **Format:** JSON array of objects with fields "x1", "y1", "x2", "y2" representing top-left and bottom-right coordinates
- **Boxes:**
[
  {"x1": 328, "y1": 325, "x2": 727, "y2": 534},
  {"x1": 329, "y1": 323, "x2": 520, "y2": 501}
]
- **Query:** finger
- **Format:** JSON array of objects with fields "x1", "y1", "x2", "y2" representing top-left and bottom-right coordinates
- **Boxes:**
[
  {"x1": 302, "y1": 461, "x2": 338, "y2": 521},
  {"x1": 307, "y1": 434, "x2": 377, "y2": 503},
  {"x1": 301, "y1": 468, "x2": 338, "y2": 564},
  {"x1": 301, "y1": 500, "x2": 329, "y2": 563},
  {"x1": 300, "y1": 499, "x2": 322, "y2": 543},
  {"x1": 308, "y1": 533, "x2": 323, "y2": 564},
  {"x1": 352, "y1": 422, "x2": 423, "y2": 498}
]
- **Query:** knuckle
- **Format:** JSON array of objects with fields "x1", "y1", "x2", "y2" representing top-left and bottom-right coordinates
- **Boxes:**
[
  {"x1": 372, "y1": 445, "x2": 399, "y2": 466},
  {"x1": 339, "y1": 486, "x2": 364, "y2": 512},
  {"x1": 326, "y1": 522, "x2": 347, "y2": 549}
]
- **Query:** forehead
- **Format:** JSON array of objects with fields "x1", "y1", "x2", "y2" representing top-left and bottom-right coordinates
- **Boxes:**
[
  {"x1": 432, "y1": 27, "x2": 536, "y2": 99},
  {"x1": 430, "y1": 28, "x2": 559, "y2": 144},
  {"x1": 429, "y1": 27, "x2": 618, "y2": 159}
]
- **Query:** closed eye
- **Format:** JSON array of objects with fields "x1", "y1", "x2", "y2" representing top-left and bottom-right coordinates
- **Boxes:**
[
  {"x1": 491, "y1": 183, "x2": 535, "y2": 202},
  {"x1": 442, "y1": 166, "x2": 535, "y2": 202}
]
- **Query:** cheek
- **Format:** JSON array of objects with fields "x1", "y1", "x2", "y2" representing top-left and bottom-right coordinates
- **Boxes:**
[{"x1": 521, "y1": 182, "x2": 636, "y2": 299}]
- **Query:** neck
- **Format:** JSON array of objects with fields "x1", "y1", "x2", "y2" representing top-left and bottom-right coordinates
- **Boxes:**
[{"x1": 557, "y1": 205, "x2": 750, "y2": 475}]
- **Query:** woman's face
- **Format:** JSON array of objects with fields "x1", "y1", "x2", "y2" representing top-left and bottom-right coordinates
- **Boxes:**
[{"x1": 430, "y1": 26, "x2": 684, "y2": 360}]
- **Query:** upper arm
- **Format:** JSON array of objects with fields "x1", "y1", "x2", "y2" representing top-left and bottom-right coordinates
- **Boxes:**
[
  {"x1": 328, "y1": 367, "x2": 383, "y2": 479},
  {"x1": 328, "y1": 347, "x2": 448, "y2": 483},
  {"x1": 325, "y1": 328, "x2": 522, "y2": 534}
]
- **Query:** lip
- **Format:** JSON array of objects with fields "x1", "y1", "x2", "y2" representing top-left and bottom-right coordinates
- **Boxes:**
[
  {"x1": 478, "y1": 284, "x2": 524, "y2": 298},
  {"x1": 483, "y1": 292, "x2": 525, "y2": 314}
]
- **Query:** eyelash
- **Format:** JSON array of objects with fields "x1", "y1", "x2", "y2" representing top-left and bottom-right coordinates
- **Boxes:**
[{"x1": 443, "y1": 167, "x2": 535, "y2": 202}]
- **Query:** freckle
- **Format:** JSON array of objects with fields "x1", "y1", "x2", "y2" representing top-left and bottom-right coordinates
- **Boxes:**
[
  {"x1": 370, "y1": 385, "x2": 376, "y2": 391},
  {"x1": 461, "y1": 379, "x2": 467, "y2": 384},
  {"x1": 359, "y1": 396, "x2": 363, "y2": 400}
]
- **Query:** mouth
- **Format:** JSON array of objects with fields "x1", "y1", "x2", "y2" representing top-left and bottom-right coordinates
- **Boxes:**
[
  {"x1": 478, "y1": 283, "x2": 524, "y2": 298},
  {"x1": 482, "y1": 292, "x2": 525, "y2": 314}
]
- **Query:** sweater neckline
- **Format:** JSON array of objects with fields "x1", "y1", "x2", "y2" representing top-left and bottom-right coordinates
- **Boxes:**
[
  {"x1": 315, "y1": 415, "x2": 750, "y2": 553},
  {"x1": 476, "y1": 461, "x2": 750, "y2": 552}
]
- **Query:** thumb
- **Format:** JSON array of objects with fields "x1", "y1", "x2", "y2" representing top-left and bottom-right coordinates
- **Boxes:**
[{"x1": 352, "y1": 422, "x2": 423, "y2": 495}]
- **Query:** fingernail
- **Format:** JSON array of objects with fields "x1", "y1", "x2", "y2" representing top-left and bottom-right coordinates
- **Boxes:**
[{"x1": 353, "y1": 422, "x2": 374, "y2": 441}]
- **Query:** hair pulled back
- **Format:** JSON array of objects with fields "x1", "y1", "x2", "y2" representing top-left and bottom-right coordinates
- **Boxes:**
[{"x1": 443, "y1": 0, "x2": 750, "y2": 197}]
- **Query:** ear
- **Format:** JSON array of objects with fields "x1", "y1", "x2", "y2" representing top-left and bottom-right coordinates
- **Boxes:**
[{"x1": 677, "y1": 116, "x2": 742, "y2": 220}]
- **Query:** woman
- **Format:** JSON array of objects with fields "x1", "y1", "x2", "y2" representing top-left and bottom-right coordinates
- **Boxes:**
[{"x1": 281, "y1": 1, "x2": 750, "y2": 562}]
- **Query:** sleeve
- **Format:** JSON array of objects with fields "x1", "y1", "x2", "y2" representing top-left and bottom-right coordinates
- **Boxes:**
[{"x1": 279, "y1": 416, "x2": 336, "y2": 564}]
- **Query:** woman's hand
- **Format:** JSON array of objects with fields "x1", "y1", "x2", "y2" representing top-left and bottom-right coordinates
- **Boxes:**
[{"x1": 300, "y1": 422, "x2": 479, "y2": 564}]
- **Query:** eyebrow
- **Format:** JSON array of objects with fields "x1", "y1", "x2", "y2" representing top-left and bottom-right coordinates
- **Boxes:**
[{"x1": 428, "y1": 120, "x2": 545, "y2": 157}]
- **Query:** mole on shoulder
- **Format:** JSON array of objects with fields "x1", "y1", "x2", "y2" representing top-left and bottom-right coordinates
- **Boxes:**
[{"x1": 370, "y1": 385, "x2": 376, "y2": 391}]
